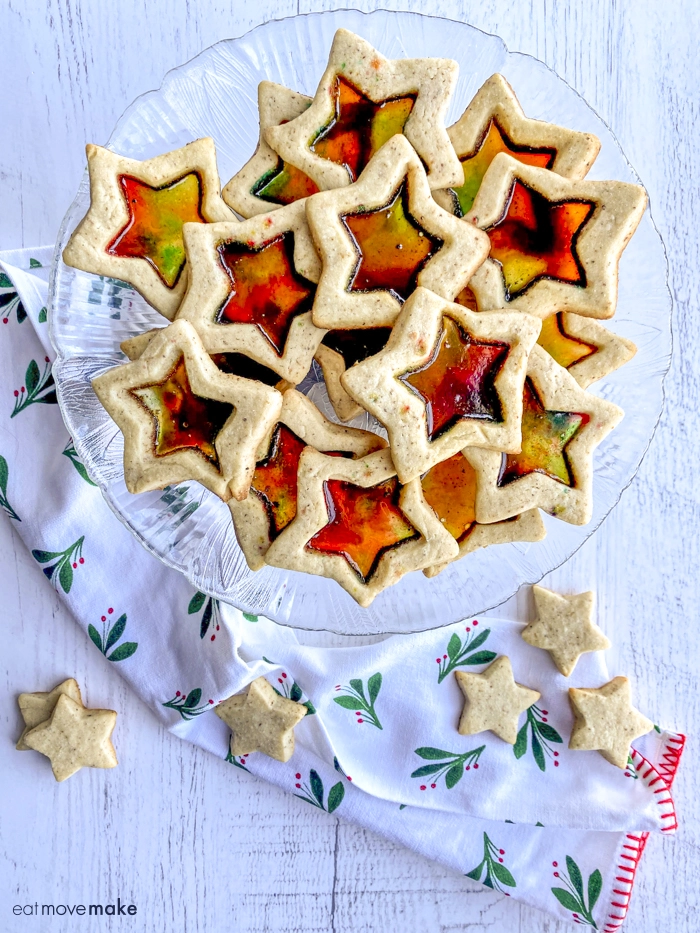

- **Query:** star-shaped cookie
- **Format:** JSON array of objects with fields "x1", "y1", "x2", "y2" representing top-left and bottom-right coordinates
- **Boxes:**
[
  {"x1": 229, "y1": 388, "x2": 386, "y2": 570},
  {"x1": 265, "y1": 447, "x2": 458, "y2": 607},
  {"x1": 521, "y1": 585, "x2": 610, "y2": 676},
  {"x1": 264, "y1": 28, "x2": 462, "y2": 192},
  {"x1": 306, "y1": 135, "x2": 490, "y2": 330},
  {"x1": 341, "y1": 287, "x2": 541, "y2": 482},
  {"x1": 568, "y1": 676, "x2": 653, "y2": 769},
  {"x1": 23, "y1": 693, "x2": 117, "y2": 782},
  {"x1": 175, "y1": 200, "x2": 324, "y2": 384},
  {"x1": 222, "y1": 81, "x2": 318, "y2": 218},
  {"x1": 464, "y1": 345, "x2": 623, "y2": 526},
  {"x1": 432, "y1": 73, "x2": 600, "y2": 216},
  {"x1": 63, "y1": 138, "x2": 235, "y2": 320},
  {"x1": 16, "y1": 678, "x2": 82, "y2": 751},
  {"x1": 216, "y1": 676, "x2": 307, "y2": 762},
  {"x1": 92, "y1": 319, "x2": 283, "y2": 501},
  {"x1": 455, "y1": 656, "x2": 540, "y2": 744},
  {"x1": 420, "y1": 452, "x2": 546, "y2": 578},
  {"x1": 537, "y1": 312, "x2": 637, "y2": 389},
  {"x1": 464, "y1": 153, "x2": 647, "y2": 319}
]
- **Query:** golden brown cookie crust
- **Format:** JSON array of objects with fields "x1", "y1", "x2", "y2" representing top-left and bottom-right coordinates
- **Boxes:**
[{"x1": 62, "y1": 138, "x2": 235, "y2": 320}]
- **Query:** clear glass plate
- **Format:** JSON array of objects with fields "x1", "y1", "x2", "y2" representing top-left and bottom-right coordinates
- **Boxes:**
[{"x1": 49, "y1": 8, "x2": 671, "y2": 636}]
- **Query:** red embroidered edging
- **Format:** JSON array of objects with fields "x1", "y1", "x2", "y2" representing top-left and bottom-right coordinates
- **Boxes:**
[{"x1": 602, "y1": 733, "x2": 685, "y2": 932}]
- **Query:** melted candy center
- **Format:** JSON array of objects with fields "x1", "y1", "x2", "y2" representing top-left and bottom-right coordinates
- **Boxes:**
[
  {"x1": 216, "y1": 232, "x2": 315, "y2": 354},
  {"x1": 210, "y1": 353, "x2": 282, "y2": 387},
  {"x1": 132, "y1": 356, "x2": 233, "y2": 466},
  {"x1": 311, "y1": 76, "x2": 416, "y2": 182},
  {"x1": 421, "y1": 453, "x2": 478, "y2": 542},
  {"x1": 342, "y1": 182, "x2": 442, "y2": 302},
  {"x1": 108, "y1": 173, "x2": 205, "y2": 288},
  {"x1": 250, "y1": 424, "x2": 307, "y2": 538},
  {"x1": 253, "y1": 159, "x2": 320, "y2": 207},
  {"x1": 498, "y1": 378, "x2": 588, "y2": 487},
  {"x1": 321, "y1": 327, "x2": 392, "y2": 368},
  {"x1": 486, "y1": 181, "x2": 595, "y2": 299},
  {"x1": 452, "y1": 120, "x2": 555, "y2": 217},
  {"x1": 401, "y1": 316, "x2": 508, "y2": 440},
  {"x1": 536, "y1": 313, "x2": 597, "y2": 370},
  {"x1": 307, "y1": 477, "x2": 418, "y2": 582}
]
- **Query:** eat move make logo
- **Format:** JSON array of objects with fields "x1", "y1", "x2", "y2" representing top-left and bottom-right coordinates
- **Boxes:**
[{"x1": 13, "y1": 899, "x2": 137, "y2": 916}]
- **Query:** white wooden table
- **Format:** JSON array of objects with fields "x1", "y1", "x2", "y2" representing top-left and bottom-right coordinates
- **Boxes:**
[{"x1": 1, "y1": 2, "x2": 697, "y2": 930}]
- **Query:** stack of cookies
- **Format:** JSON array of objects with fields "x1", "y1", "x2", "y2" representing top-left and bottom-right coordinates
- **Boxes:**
[{"x1": 63, "y1": 29, "x2": 645, "y2": 606}]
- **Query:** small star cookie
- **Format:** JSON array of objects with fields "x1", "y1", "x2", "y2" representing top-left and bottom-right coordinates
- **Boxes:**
[
  {"x1": 464, "y1": 345, "x2": 623, "y2": 526},
  {"x1": 464, "y1": 153, "x2": 647, "y2": 319},
  {"x1": 420, "y1": 452, "x2": 546, "y2": 578},
  {"x1": 265, "y1": 447, "x2": 459, "y2": 607},
  {"x1": 175, "y1": 200, "x2": 324, "y2": 384},
  {"x1": 341, "y1": 287, "x2": 541, "y2": 482},
  {"x1": 536, "y1": 312, "x2": 637, "y2": 389},
  {"x1": 521, "y1": 585, "x2": 610, "y2": 676},
  {"x1": 63, "y1": 138, "x2": 235, "y2": 320},
  {"x1": 264, "y1": 28, "x2": 463, "y2": 192},
  {"x1": 229, "y1": 387, "x2": 386, "y2": 570},
  {"x1": 306, "y1": 135, "x2": 490, "y2": 330},
  {"x1": 216, "y1": 676, "x2": 307, "y2": 762},
  {"x1": 568, "y1": 676, "x2": 653, "y2": 769},
  {"x1": 23, "y1": 693, "x2": 117, "y2": 782},
  {"x1": 92, "y1": 319, "x2": 283, "y2": 501},
  {"x1": 16, "y1": 678, "x2": 82, "y2": 751},
  {"x1": 433, "y1": 73, "x2": 600, "y2": 216},
  {"x1": 455, "y1": 656, "x2": 540, "y2": 744},
  {"x1": 222, "y1": 81, "x2": 318, "y2": 218}
]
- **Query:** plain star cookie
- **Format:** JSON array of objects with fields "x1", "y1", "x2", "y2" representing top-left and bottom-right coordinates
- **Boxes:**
[
  {"x1": 63, "y1": 138, "x2": 235, "y2": 320},
  {"x1": 464, "y1": 152, "x2": 647, "y2": 319},
  {"x1": 222, "y1": 81, "x2": 319, "y2": 218},
  {"x1": 216, "y1": 676, "x2": 307, "y2": 762},
  {"x1": 433, "y1": 73, "x2": 600, "y2": 216},
  {"x1": 536, "y1": 312, "x2": 637, "y2": 389},
  {"x1": 464, "y1": 345, "x2": 623, "y2": 525},
  {"x1": 568, "y1": 676, "x2": 653, "y2": 769},
  {"x1": 175, "y1": 200, "x2": 324, "y2": 384},
  {"x1": 341, "y1": 287, "x2": 541, "y2": 482},
  {"x1": 455, "y1": 656, "x2": 540, "y2": 744},
  {"x1": 16, "y1": 678, "x2": 83, "y2": 751},
  {"x1": 229, "y1": 388, "x2": 386, "y2": 570},
  {"x1": 521, "y1": 585, "x2": 610, "y2": 676},
  {"x1": 264, "y1": 28, "x2": 462, "y2": 192},
  {"x1": 420, "y1": 452, "x2": 546, "y2": 578},
  {"x1": 306, "y1": 135, "x2": 490, "y2": 330},
  {"x1": 92, "y1": 319, "x2": 283, "y2": 501},
  {"x1": 23, "y1": 694, "x2": 118, "y2": 782},
  {"x1": 265, "y1": 447, "x2": 458, "y2": 607}
]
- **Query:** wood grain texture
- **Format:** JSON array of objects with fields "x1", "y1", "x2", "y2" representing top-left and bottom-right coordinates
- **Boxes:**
[{"x1": 1, "y1": 1, "x2": 698, "y2": 930}]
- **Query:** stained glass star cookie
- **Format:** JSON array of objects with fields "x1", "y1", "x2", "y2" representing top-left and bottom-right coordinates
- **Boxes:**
[
  {"x1": 216, "y1": 677, "x2": 307, "y2": 763},
  {"x1": 265, "y1": 447, "x2": 459, "y2": 607},
  {"x1": 222, "y1": 81, "x2": 319, "y2": 218},
  {"x1": 536, "y1": 312, "x2": 637, "y2": 388},
  {"x1": 306, "y1": 135, "x2": 490, "y2": 330},
  {"x1": 433, "y1": 73, "x2": 600, "y2": 217},
  {"x1": 63, "y1": 138, "x2": 235, "y2": 320},
  {"x1": 92, "y1": 319, "x2": 283, "y2": 501},
  {"x1": 175, "y1": 200, "x2": 324, "y2": 384},
  {"x1": 264, "y1": 28, "x2": 463, "y2": 193},
  {"x1": 229, "y1": 388, "x2": 386, "y2": 570},
  {"x1": 420, "y1": 452, "x2": 546, "y2": 578},
  {"x1": 464, "y1": 345, "x2": 623, "y2": 525},
  {"x1": 464, "y1": 153, "x2": 647, "y2": 319},
  {"x1": 341, "y1": 288, "x2": 541, "y2": 482},
  {"x1": 568, "y1": 676, "x2": 653, "y2": 769}
]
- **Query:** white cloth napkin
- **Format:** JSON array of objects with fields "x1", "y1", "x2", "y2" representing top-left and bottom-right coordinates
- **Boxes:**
[{"x1": 0, "y1": 247, "x2": 685, "y2": 929}]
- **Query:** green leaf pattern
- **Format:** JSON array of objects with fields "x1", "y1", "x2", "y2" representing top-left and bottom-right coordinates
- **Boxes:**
[
  {"x1": 333, "y1": 673, "x2": 382, "y2": 729},
  {"x1": 32, "y1": 536, "x2": 84, "y2": 593},
  {"x1": 88, "y1": 609, "x2": 138, "y2": 662},
  {"x1": 465, "y1": 833, "x2": 517, "y2": 894},
  {"x1": 550, "y1": 855, "x2": 601, "y2": 928},
  {"x1": 294, "y1": 769, "x2": 345, "y2": 813},
  {"x1": 436, "y1": 623, "x2": 497, "y2": 683}
]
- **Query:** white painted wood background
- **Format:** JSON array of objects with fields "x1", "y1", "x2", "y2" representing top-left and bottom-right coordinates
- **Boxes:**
[{"x1": 1, "y1": 1, "x2": 698, "y2": 931}]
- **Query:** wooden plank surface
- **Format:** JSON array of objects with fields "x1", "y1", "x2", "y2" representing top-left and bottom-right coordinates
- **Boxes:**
[{"x1": 1, "y1": 1, "x2": 698, "y2": 930}]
